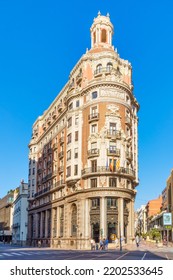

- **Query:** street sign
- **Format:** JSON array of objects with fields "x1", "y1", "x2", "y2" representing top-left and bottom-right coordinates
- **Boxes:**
[{"x1": 163, "y1": 213, "x2": 172, "y2": 226}]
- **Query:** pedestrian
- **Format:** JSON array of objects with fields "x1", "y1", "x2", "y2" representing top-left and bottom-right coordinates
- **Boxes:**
[
  {"x1": 135, "y1": 235, "x2": 139, "y2": 247},
  {"x1": 38, "y1": 240, "x2": 41, "y2": 248},
  {"x1": 99, "y1": 239, "x2": 104, "y2": 250},
  {"x1": 90, "y1": 238, "x2": 95, "y2": 250},
  {"x1": 104, "y1": 237, "x2": 109, "y2": 250},
  {"x1": 115, "y1": 238, "x2": 119, "y2": 248}
]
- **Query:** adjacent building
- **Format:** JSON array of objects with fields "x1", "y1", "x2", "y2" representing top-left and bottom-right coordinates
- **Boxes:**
[
  {"x1": 135, "y1": 205, "x2": 147, "y2": 235},
  {"x1": 146, "y1": 195, "x2": 162, "y2": 232},
  {"x1": 12, "y1": 181, "x2": 28, "y2": 245},
  {"x1": 27, "y1": 13, "x2": 139, "y2": 249},
  {"x1": 0, "y1": 191, "x2": 14, "y2": 243}
]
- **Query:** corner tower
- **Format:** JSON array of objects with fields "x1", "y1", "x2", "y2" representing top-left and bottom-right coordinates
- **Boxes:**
[{"x1": 90, "y1": 12, "x2": 114, "y2": 49}]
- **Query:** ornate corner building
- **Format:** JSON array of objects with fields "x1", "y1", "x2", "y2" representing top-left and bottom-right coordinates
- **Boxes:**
[{"x1": 27, "y1": 13, "x2": 139, "y2": 249}]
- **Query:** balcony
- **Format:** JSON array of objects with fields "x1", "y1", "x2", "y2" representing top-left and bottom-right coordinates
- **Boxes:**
[
  {"x1": 81, "y1": 166, "x2": 135, "y2": 179},
  {"x1": 88, "y1": 113, "x2": 99, "y2": 122},
  {"x1": 42, "y1": 123, "x2": 46, "y2": 131},
  {"x1": 68, "y1": 82, "x2": 75, "y2": 92},
  {"x1": 38, "y1": 168, "x2": 42, "y2": 175},
  {"x1": 47, "y1": 116, "x2": 51, "y2": 125},
  {"x1": 94, "y1": 67, "x2": 116, "y2": 77},
  {"x1": 41, "y1": 173, "x2": 52, "y2": 183},
  {"x1": 107, "y1": 129, "x2": 121, "y2": 139},
  {"x1": 53, "y1": 143, "x2": 58, "y2": 150},
  {"x1": 107, "y1": 148, "x2": 120, "y2": 156},
  {"x1": 126, "y1": 151, "x2": 133, "y2": 160},
  {"x1": 125, "y1": 116, "x2": 131, "y2": 126},
  {"x1": 58, "y1": 151, "x2": 64, "y2": 159},
  {"x1": 57, "y1": 103, "x2": 63, "y2": 112},
  {"x1": 87, "y1": 148, "x2": 99, "y2": 158},
  {"x1": 52, "y1": 110, "x2": 57, "y2": 119},
  {"x1": 52, "y1": 169, "x2": 58, "y2": 177},
  {"x1": 58, "y1": 166, "x2": 64, "y2": 173},
  {"x1": 76, "y1": 71, "x2": 82, "y2": 84},
  {"x1": 48, "y1": 148, "x2": 52, "y2": 154},
  {"x1": 59, "y1": 137, "x2": 64, "y2": 145}
]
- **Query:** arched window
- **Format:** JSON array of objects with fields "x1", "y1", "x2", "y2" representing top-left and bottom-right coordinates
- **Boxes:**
[
  {"x1": 101, "y1": 29, "x2": 107, "y2": 43},
  {"x1": 71, "y1": 204, "x2": 77, "y2": 236},
  {"x1": 93, "y1": 32, "x2": 96, "y2": 44},
  {"x1": 107, "y1": 62, "x2": 113, "y2": 72},
  {"x1": 96, "y1": 64, "x2": 102, "y2": 74}
]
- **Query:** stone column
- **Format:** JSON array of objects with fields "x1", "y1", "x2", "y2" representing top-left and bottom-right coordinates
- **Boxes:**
[
  {"x1": 40, "y1": 212, "x2": 43, "y2": 238},
  {"x1": 56, "y1": 207, "x2": 60, "y2": 237},
  {"x1": 100, "y1": 197, "x2": 106, "y2": 238},
  {"x1": 84, "y1": 199, "x2": 89, "y2": 239},
  {"x1": 118, "y1": 198, "x2": 124, "y2": 238},
  {"x1": 131, "y1": 199, "x2": 135, "y2": 240},
  {"x1": 35, "y1": 213, "x2": 38, "y2": 238},
  {"x1": 45, "y1": 210, "x2": 48, "y2": 238}
]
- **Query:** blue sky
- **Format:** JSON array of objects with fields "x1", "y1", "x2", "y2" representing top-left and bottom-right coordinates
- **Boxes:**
[{"x1": 0, "y1": 0, "x2": 173, "y2": 209}]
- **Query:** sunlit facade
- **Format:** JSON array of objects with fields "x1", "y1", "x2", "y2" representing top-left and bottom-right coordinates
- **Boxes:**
[{"x1": 27, "y1": 13, "x2": 139, "y2": 249}]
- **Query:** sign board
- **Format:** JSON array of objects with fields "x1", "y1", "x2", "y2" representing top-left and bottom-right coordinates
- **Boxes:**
[
  {"x1": 164, "y1": 225, "x2": 172, "y2": 229},
  {"x1": 163, "y1": 213, "x2": 172, "y2": 226}
]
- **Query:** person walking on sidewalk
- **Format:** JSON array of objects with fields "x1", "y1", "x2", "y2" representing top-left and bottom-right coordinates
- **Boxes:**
[{"x1": 135, "y1": 234, "x2": 140, "y2": 247}]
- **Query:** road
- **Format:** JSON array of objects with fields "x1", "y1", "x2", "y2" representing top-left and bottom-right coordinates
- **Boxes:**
[{"x1": 0, "y1": 242, "x2": 172, "y2": 260}]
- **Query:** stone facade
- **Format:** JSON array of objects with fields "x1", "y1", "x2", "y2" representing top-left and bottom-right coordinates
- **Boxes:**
[
  {"x1": 27, "y1": 13, "x2": 139, "y2": 249},
  {"x1": 12, "y1": 182, "x2": 28, "y2": 246}
]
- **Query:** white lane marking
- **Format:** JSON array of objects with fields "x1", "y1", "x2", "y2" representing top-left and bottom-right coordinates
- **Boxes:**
[
  {"x1": 141, "y1": 253, "x2": 146, "y2": 260},
  {"x1": 2, "y1": 253, "x2": 12, "y2": 256},
  {"x1": 10, "y1": 253, "x2": 22, "y2": 256},
  {"x1": 116, "y1": 252, "x2": 129, "y2": 260}
]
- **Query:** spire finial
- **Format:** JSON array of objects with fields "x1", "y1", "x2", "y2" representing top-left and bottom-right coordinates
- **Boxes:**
[
  {"x1": 98, "y1": 11, "x2": 101, "y2": 16},
  {"x1": 107, "y1": 12, "x2": 110, "y2": 18}
]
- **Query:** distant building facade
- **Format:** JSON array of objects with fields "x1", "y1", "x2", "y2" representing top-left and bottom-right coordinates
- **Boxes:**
[
  {"x1": 27, "y1": 13, "x2": 139, "y2": 249},
  {"x1": 146, "y1": 195, "x2": 162, "y2": 232},
  {"x1": 135, "y1": 205, "x2": 147, "y2": 234},
  {"x1": 12, "y1": 181, "x2": 28, "y2": 245},
  {"x1": 0, "y1": 191, "x2": 14, "y2": 242}
]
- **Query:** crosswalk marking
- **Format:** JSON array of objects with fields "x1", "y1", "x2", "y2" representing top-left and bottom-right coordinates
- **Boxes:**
[{"x1": 10, "y1": 253, "x2": 22, "y2": 256}]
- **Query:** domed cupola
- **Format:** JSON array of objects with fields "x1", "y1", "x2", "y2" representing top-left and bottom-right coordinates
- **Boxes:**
[{"x1": 90, "y1": 11, "x2": 114, "y2": 49}]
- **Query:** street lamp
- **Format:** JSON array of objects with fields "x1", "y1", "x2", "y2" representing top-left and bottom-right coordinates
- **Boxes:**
[
  {"x1": 21, "y1": 231, "x2": 23, "y2": 246},
  {"x1": 119, "y1": 222, "x2": 122, "y2": 251}
]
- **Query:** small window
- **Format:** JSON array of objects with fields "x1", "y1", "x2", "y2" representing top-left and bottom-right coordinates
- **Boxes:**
[
  {"x1": 75, "y1": 117, "x2": 79, "y2": 125},
  {"x1": 69, "y1": 102, "x2": 73, "y2": 110},
  {"x1": 67, "y1": 117, "x2": 72, "y2": 128},
  {"x1": 107, "y1": 62, "x2": 113, "y2": 72},
  {"x1": 91, "y1": 124, "x2": 97, "y2": 134},
  {"x1": 74, "y1": 148, "x2": 78, "y2": 158},
  {"x1": 75, "y1": 131, "x2": 79, "y2": 141},
  {"x1": 67, "y1": 133, "x2": 72, "y2": 144},
  {"x1": 92, "y1": 91, "x2": 97, "y2": 99},
  {"x1": 76, "y1": 100, "x2": 80, "y2": 107},
  {"x1": 67, "y1": 166, "x2": 71, "y2": 177},
  {"x1": 96, "y1": 64, "x2": 102, "y2": 74},
  {"x1": 74, "y1": 165, "x2": 78, "y2": 176},
  {"x1": 91, "y1": 178, "x2": 97, "y2": 188},
  {"x1": 92, "y1": 198, "x2": 100, "y2": 207},
  {"x1": 67, "y1": 150, "x2": 71, "y2": 161}
]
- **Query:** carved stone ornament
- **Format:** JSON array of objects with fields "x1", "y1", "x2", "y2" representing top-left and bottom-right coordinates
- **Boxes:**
[
  {"x1": 100, "y1": 176, "x2": 106, "y2": 185},
  {"x1": 107, "y1": 104, "x2": 120, "y2": 116},
  {"x1": 90, "y1": 213, "x2": 100, "y2": 224},
  {"x1": 107, "y1": 214, "x2": 118, "y2": 224}
]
